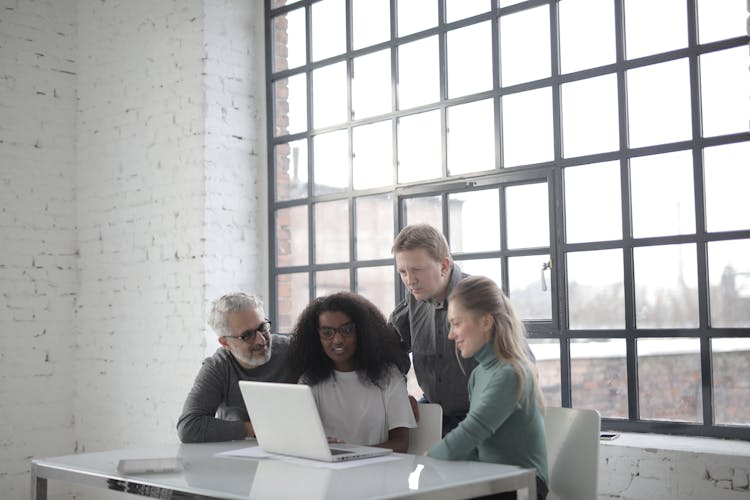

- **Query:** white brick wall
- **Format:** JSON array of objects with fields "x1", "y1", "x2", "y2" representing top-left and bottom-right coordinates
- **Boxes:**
[
  {"x1": 0, "y1": 1, "x2": 78, "y2": 499},
  {"x1": 599, "y1": 434, "x2": 750, "y2": 499},
  {"x1": 1, "y1": 0, "x2": 266, "y2": 499},
  {"x1": 202, "y1": 0, "x2": 269, "y2": 354},
  {"x1": 74, "y1": 0, "x2": 206, "y2": 459}
]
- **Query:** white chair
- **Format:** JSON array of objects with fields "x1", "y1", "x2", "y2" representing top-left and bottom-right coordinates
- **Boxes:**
[
  {"x1": 544, "y1": 406, "x2": 601, "y2": 500},
  {"x1": 407, "y1": 403, "x2": 443, "y2": 455}
]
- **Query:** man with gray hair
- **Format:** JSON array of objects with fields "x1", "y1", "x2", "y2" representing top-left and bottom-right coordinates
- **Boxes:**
[{"x1": 177, "y1": 292, "x2": 297, "y2": 443}]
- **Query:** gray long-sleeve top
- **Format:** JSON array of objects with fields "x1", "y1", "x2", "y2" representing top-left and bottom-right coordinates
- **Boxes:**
[{"x1": 177, "y1": 334, "x2": 297, "y2": 443}]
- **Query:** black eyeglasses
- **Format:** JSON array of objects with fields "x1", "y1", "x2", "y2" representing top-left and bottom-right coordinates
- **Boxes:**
[
  {"x1": 223, "y1": 320, "x2": 271, "y2": 343},
  {"x1": 318, "y1": 322, "x2": 356, "y2": 340}
]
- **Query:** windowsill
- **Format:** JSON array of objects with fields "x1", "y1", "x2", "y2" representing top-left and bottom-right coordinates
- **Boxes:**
[{"x1": 600, "y1": 432, "x2": 750, "y2": 458}]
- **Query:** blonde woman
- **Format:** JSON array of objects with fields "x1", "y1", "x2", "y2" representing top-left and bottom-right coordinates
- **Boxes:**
[{"x1": 427, "y1": 276, "x2": 548, "y2": 500}]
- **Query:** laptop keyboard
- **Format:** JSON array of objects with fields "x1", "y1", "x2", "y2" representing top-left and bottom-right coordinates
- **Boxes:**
[{"x1": 329, "y1": 448, "x2": 350, "y2": 455}]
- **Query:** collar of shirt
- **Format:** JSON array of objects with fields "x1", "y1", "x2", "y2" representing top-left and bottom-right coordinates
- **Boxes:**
[
  {"x1": 475, "y1": 340, "x2": 498, "y2": 367},
  {"x1": 426, "y1": 262, "x2": 463, "y2": 309}
]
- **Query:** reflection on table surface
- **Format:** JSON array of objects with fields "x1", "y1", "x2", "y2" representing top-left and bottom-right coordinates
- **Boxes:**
[{"x1": 33, "y1": 440, "x2": 533, "y2": 500}]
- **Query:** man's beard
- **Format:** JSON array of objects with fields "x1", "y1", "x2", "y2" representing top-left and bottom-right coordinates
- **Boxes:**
[{"x1": 241, "y1": 335, "x2": 273, "y2": 368}]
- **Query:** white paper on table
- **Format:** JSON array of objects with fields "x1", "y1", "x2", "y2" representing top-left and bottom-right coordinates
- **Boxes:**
[{"x1": 216, "y1": 446, "x2": 405, "y2": 469}]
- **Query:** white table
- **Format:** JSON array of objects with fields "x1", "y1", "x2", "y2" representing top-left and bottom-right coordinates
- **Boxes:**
[{"x1": 31, "y1": 440, "x2": 536, "y2": 499}]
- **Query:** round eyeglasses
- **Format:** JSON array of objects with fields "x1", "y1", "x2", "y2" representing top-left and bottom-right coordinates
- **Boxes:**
[
  {"x1": 318, "y1": 322, "x2": 356, "y2": 340},
  {"x1": 223, "y1": 320, "x2": 271, "y2": 343}
]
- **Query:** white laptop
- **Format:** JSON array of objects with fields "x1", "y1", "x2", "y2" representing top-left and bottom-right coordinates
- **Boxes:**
[{"x1": 238, "y1": 380, "x2": 392, "y2": 462}]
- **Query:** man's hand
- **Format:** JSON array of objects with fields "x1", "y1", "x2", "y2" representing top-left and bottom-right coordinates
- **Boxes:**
[{"x1": 409, "y1": 395, "x2": 420, "y2": 422}]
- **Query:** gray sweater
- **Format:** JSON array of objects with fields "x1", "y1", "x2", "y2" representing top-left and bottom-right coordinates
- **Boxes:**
[{"x1": 177, "y1": 334, "x2": 297, "y2": 443}]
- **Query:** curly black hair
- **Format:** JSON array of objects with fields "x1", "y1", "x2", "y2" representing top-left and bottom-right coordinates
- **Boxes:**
[{"x1": 288, "y1": 292, "x2": 405, "y2": 389}]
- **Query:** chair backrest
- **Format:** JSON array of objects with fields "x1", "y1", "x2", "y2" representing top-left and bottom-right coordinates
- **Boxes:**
[
  {"x1": 544, "y1": 406, "x2": 601, "y2": 500},
  {"x1": 407, "y1": 403, "x2": 443, "y2": 455}
]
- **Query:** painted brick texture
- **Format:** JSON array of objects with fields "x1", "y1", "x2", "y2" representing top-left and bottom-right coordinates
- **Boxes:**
[
  {"x1": 74, "y1": 0, "x2": 206, "y2": 461},
  {"x1": 1, "y1": 1, "x2": 265, "y2": 499},
  {"x1": 203, "y1": 0, "x2": 268, "y2": 354},
  {"x1": 0, "y1": 1, "x2": 77, "y2": 499},
  {"x1": 600, "y1": 441, "x2": 750, "y2": 499}
]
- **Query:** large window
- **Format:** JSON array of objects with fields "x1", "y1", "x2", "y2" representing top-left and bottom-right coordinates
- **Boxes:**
[{"x1": 266, "y1": 0, "x2": 750, "y2": 439}]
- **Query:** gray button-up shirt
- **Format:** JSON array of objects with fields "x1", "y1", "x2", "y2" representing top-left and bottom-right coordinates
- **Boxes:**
[{"x1": 389, "y1": 263, "x2": 477, "y2": 418}]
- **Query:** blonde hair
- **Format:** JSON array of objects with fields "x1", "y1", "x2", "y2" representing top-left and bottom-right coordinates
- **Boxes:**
[
  {"x1": 449, "y1": 276, "x2": 544, "y2": 412},
  {"x1": 392, "y1": 224, "x2": 452, "y2": 263}
]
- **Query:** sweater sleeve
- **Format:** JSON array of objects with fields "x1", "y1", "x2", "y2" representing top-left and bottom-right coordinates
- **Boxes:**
[
  {"x1": 176, "y1": 357, "x2": 246, "y2": 443},
  {"x1": 428, "y1": 366, "x2": 518, "y2": 461}
]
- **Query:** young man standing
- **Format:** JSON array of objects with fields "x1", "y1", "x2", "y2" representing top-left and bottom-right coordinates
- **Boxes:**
[{"x1": 389, "y1": 224, "x2": 476, "y2": 434}]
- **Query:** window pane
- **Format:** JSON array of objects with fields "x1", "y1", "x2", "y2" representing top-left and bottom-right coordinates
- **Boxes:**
[
  {"x1": 397, "y1": 110, "x2": 442, "y2": 183},
  {"x1": 448, "y1": 189, "x2": 500, "y2": 253},
  {"x1": 571, "y1": 339, "x2": 627, "y2": 418},
  {"x1": 353, "y1": 120, "x2": 393, "y2": 190},
  {"x1": 274, "y1": 139, "x2": 308, "y2": 201},
  {"x1": 564, "y1": 161, "x2": 622, "y2": 243},
  {"x1": 559, "y1": 0, "x2": 615, "y2": 74},
  {"x1": 634, "y1": 244, "x2": 699, "y2": 329},
  {"x1": 508, "y1": 254, "x2": 551, "y2": 321},
  {"x1": 500, "y1": 5, "x2": 550, "y2": 87},
  {"x1": 398, "y1": 36, "x2": 440, "y2": 109},
  {"x1": 314, "y1": 200, "x2": 350, "y2": 264},
  {"x1": 273, "y1": 73, "x2": 307, "y2": 137},
  {"x1": 708, "y1": 239, "x2": 750, "y2": 328},
  {"x1": 352, "y1": 49, "x2": 392, "y2": 120},
  {"x1": 529, "y1": 339, "x2": 562, "y2": 407},
  {"x1": 704, "y1": 142, "x2": 750, "y2": 233},
  {"x1": 638, "y1": 338, "x2": 702, "y2": 423},
  {"x1": 311, "y1": 0, "x2": 345, "y2": 62},
  {"x1": 561, "y1": 73, "x2": 619, "y2": 158},
  {"x1": 272, "y1": 7, "x2": 305, "y2": 72},
  {"x1": 454, "y1": 258, "x2": 502, "y2": 289},
  {"x1": 624, "y1": 0, "x2": 687, "y2": 60},
  {"x1": 697, "y1": 0, "x2": 746, "y2": 44},
  {"x1": 567, "y1": 249, "x2": 625, "y2": 330},
  {"x1": 355, "y1": 194, "x2": 394, "y2": 261},
  {"x1": 700, "y1": 47, "x2": 750, "y2": 138},
  {"x1": 403, "y1": 196, "x2": 442, "y2": 230},
  {"x1": 447, "y1": 99, "x2": 495, "y2": 176},
  {"x1": 506, "y1": 183, "x2": 549, "y2": 249},
  {"x1": 312, "y1": 62, "x2": 347, "y2": 129},
  {"x1": 502, "y1": 87, "x2": 554, "y2": 167},
  {"x1": 627, "y1": 59, "x2": 691, "y2": 148},
  {"x1": 630, "y1": 150, "x2": 696, "y2": 238},
  {"x1": 397, "y1": 0, "x2": 437, "y2": 37},
  {"x1": 352, "y1": 0, "x2": 390, "y2": 50},
  {"x1": 357, "y1": 266, "x2": 396, "y2": 315},
  {"x1": 315, "y1": 269, "x2": 350, "y2": 297},
  {"x1": 712, "y1": 338, "x2": 750, "y2": 425},
  {"x1": 445, "y1": 0, "x2": 489, "y2": 23},
  {"x1": 277, "y1": 272, "x2": 309, "y2": 332},
  {"x1": 276, "y1": 205, "x2": 308, "y2": 267},
  {"x1": 313, "y1": 130, "x2": 349, "y2": 195},
  {"x1": 447, "y1": 21, "x2": 492, "y2": 98}
]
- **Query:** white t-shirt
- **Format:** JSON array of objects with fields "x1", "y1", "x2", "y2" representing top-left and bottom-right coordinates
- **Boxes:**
[{"x1": 307, "y1": 366, "x2": 417, "y2": 446}]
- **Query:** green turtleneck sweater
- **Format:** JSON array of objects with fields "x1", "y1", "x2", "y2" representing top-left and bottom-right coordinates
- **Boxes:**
[{"x1": 427, "y1": 341, "x2": 548, "y2": 484}]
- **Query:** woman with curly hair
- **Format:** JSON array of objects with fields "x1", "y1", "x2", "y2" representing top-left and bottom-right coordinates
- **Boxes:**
[{"x1": 289, "y1": 292, "x2": 416, "y2": 452}]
